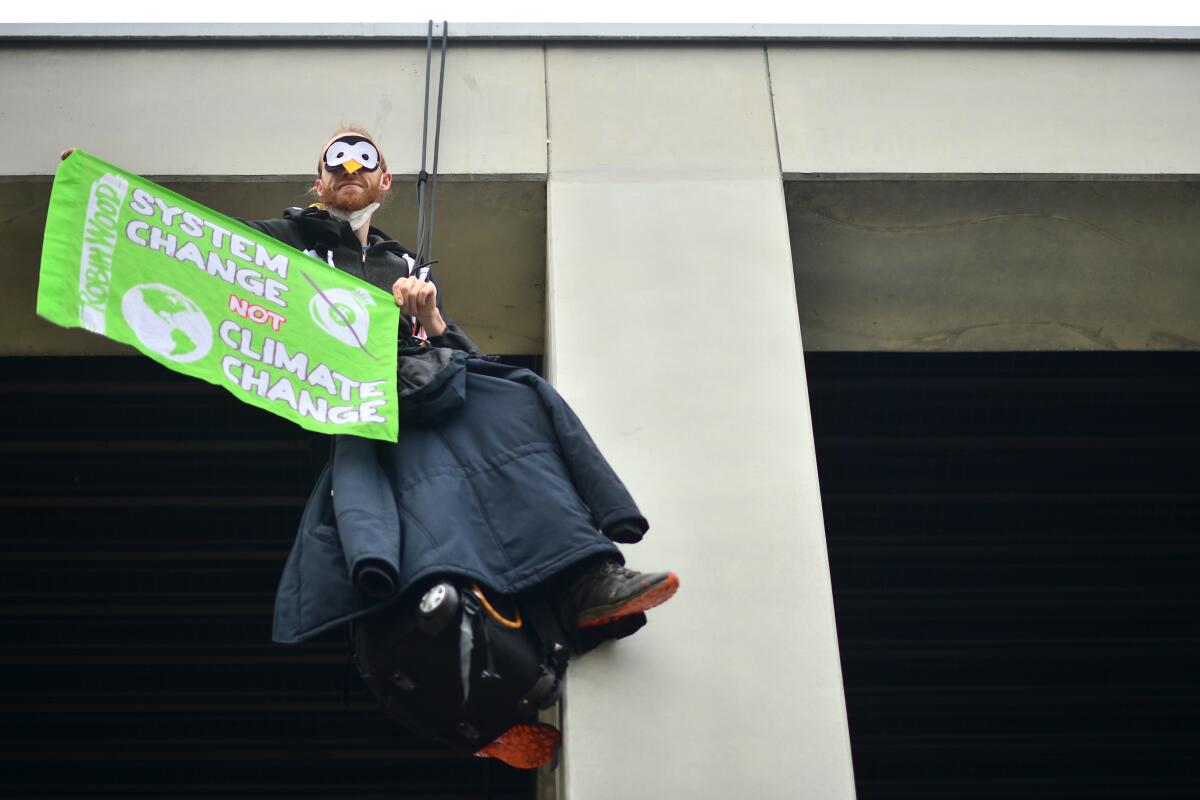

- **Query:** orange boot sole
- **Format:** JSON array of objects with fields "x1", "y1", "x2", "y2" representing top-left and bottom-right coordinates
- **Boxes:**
[
  {"x1": 475, "y1": 722, "x2": 561, "y2": 770},
  {"x1": 577, "y1": 571, "x2": 680, "y2": 628}
]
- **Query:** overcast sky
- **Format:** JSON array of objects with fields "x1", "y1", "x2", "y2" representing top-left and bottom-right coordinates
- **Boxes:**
[{"x1": 6, "y1": 0, "x2": 1200, "y2": 27}]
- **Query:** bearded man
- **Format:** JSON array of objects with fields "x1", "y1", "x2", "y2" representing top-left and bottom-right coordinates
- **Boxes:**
[
  {"x1": 238, "y1": 123, "x2": 678, "y2": 615},
  {"x1": 61, "y1": 128, "x2": 679, "y2": 767}
]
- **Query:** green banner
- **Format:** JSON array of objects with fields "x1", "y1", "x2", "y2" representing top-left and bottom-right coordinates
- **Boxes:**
[{"x1": 37, "y1": 150, "x2": 400, "y2": 442}]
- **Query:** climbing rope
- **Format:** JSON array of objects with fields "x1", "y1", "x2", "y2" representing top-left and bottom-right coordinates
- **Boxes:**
[{"x1": 414, "y1": 19, "x2": 448, "y2": 273}]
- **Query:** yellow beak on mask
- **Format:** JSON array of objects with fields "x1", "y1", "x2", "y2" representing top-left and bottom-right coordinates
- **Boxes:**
[{"x1": 343, "y1": 159, "x2": 363, "y2": 174}]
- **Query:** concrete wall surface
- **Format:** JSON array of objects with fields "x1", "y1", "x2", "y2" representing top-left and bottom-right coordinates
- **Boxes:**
[
  {"x1": 546, "y1": 46, "x2": 856, "y2": 799},
  {"x1": 1, "y1": 43, "x2": 546, "y2": 177},
  {"x1": 10, "y1": 42, "x2": 1198, "y2": 180},
  {"x1": 5, "y1": 41, "x2": 1199, "y2": 354},
  {"x1": 769, "y1": 45, "x2": 1200, "y2": 175},
  {"x1": 1, "y1": 41, "x2": 552, "y2": 355}
]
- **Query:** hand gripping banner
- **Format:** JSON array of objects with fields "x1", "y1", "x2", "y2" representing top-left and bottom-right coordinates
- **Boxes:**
[{"x1": 37, "y1": 150, "x2": 401, "y2": 442}]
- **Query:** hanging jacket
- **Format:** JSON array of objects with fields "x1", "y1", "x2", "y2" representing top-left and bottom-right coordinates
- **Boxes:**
[{"x1": 271, "y1": 352, "x2": 647, "y2": 643}]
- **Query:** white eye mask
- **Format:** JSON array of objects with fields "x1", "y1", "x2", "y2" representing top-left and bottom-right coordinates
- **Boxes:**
[
  {"x1": 324, "y1": 135, "x2": 381, "y2": 174},
  {"x1": 326, "y1": 202, "x2": 380, "y2": 232}
]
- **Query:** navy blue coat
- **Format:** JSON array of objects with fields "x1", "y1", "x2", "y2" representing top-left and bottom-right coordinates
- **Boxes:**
[{"x1": 272, "y1": 349, "x2": 645, "y2": 643}]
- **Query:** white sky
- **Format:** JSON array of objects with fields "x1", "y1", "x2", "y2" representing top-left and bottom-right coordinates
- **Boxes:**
[{"x1": 4, "y1": 0, "x2": 1199, "y2": 27}]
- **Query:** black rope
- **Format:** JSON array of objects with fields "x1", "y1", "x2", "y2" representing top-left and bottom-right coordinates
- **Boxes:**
[
  {"x1": 414, "y1": 20, "x2": 433, "y2": 268},
  {"x1": 427, "y1": 23, "x2": 448, "y2": 267},
  {"x1": 414, "y1": 20, "x2": 448, "y2": 274}
]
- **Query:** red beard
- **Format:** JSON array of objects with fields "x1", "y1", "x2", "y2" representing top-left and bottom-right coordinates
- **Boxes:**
[{"x1": 317, "y1": 177, "x2": 383, "y2": 212}]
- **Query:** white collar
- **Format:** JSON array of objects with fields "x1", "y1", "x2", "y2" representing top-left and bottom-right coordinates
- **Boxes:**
[{"x1": 325, "y1": 201, "x2": 380, "y2": 232}]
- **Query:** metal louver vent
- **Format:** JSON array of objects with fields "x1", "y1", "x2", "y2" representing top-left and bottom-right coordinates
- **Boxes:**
[
  {"x1": 0, "y1": 356, "x2": 533, "y2": 800},
  {"x1": 807, "y1": 352, "x2": 1199, "y2": 800}
]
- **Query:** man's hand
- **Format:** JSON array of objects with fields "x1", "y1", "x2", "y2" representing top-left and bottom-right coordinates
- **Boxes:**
[
  {"x1": 392, "y1": 276, "x2": 447, "y2": 337},
  {"x1": 392, "y1": 275, "x2": 437, "y2": 317},
  {"x1": 60, "y1": 148, "x2": 76, "y2": 161}
]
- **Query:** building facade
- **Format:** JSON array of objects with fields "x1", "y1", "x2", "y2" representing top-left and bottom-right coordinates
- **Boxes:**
[{"x1": 2, "y1": 24, "x2": 1198, "y2": 800}]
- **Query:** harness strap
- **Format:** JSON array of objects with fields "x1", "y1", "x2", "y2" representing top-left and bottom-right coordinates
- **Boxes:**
[
  {"x1": 518, "y1": 590, "x2": 572, "y2": 672},
  {"x1": 458, "y1": 589, "x2": 478, "y2": 706},
  {"x1": 470, "y1": 581, "x2": 523, "y2": 629}
]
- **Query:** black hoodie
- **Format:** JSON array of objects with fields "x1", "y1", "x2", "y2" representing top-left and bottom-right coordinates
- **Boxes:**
[{"x1": 243, "y1": 205, "x2": 477, "y2": 354}]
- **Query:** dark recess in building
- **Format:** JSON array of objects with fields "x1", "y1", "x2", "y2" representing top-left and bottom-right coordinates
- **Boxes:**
[
  {"x1": 806, "y1": 351, "x2": 1199, "y2": 800},
  {"x1": 0, "y1": 355, "x2": 540, "y2": 800},
  {"x1": 3, "y1": 352, "x2": 1196, "y2": 798}
]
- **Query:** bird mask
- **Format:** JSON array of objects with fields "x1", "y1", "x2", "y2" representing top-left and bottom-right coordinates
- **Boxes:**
[{"x1": 323, "y1": 135, "x2": 381, "y2": 175}]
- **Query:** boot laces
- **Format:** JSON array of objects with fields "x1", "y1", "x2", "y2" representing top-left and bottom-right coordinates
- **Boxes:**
[
  {"x1": 573, "y1": 559, "x2": 638, "y2": 597},
  {"x1": 599, "y1": 560, "x2": 637, "y2": 579}
]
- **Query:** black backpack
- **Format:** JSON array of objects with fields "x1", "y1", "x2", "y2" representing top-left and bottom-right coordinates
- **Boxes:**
[{"x1": 353, "y1": 577, "x2": 573, "y2": 756}]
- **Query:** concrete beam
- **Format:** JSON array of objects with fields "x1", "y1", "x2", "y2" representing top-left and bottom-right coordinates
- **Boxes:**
[
  {"x1": 0, "y1": 43, "x2": 547, "y2": 177},
  {"x1": 546, "y1": 45, "x2": 856, "y2": 800},
  {"x1": 769, "y1": 45, "x2": 1200, "y2": 175}
]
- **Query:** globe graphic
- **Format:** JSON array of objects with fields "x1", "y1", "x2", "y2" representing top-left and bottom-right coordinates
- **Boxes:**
[{"x1": 120, "y1": 283, "x2": 213, "y2": 363}]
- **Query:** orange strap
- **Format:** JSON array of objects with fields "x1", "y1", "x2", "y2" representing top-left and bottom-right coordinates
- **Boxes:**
[{"x1": 470, "y1": 581, "x2": 523, "y2": 629}]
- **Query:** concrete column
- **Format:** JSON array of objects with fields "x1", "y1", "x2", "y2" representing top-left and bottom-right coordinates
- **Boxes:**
[{"x1": 546, "y1": 46, "x2": 856, "y2": 799}]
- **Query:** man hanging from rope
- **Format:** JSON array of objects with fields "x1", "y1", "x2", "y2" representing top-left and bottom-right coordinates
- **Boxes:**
[
  {"x1": 217, "y1": 123, "x2": 675, "y2": 607},
  {"x1": 57, "y1": 123, "x2": 677, "y2": 766},
  {"x1": 57, "y1": 56, "x2": 677, "y2": 773},
  {"x1": 255, "y1": 126, "x2": 677, "y2": 764},
  {"x1": 60, "y1": 120, "x2": 676, "y2": 758}
]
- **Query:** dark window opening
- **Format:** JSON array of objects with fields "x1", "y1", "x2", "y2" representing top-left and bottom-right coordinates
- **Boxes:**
[{"x1": 808, "y1": 351, "x2": 1200, "y2": 800}]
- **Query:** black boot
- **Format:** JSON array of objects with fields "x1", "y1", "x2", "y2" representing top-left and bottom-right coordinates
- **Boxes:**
[{"x1": 568, "y1": 559, "x2": 679, "y2": 628}]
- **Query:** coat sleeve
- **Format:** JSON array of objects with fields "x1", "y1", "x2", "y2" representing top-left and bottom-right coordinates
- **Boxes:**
[
  {"x1": 532, "y1": 377, "x2": 649, "y2": 543},
  {"x1": 427, "y1": 322, "x2": 478, "y2": 355},
  {"x1": 330, "y1": 435, "x2": 403, "y2": 599}
]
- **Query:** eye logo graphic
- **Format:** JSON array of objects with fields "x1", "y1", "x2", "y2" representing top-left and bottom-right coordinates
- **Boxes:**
[{"x1": 309, "y1": 287, "x2": 374, "y2": 348}]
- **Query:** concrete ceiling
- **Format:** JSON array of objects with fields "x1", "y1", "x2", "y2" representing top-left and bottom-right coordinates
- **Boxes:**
[
  {"x1": 2, "y1": 177, "x2": 546, "y2": 356},
  {"x1": 788, "y1": 178, "x2": 1200, "y2": 351}
]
